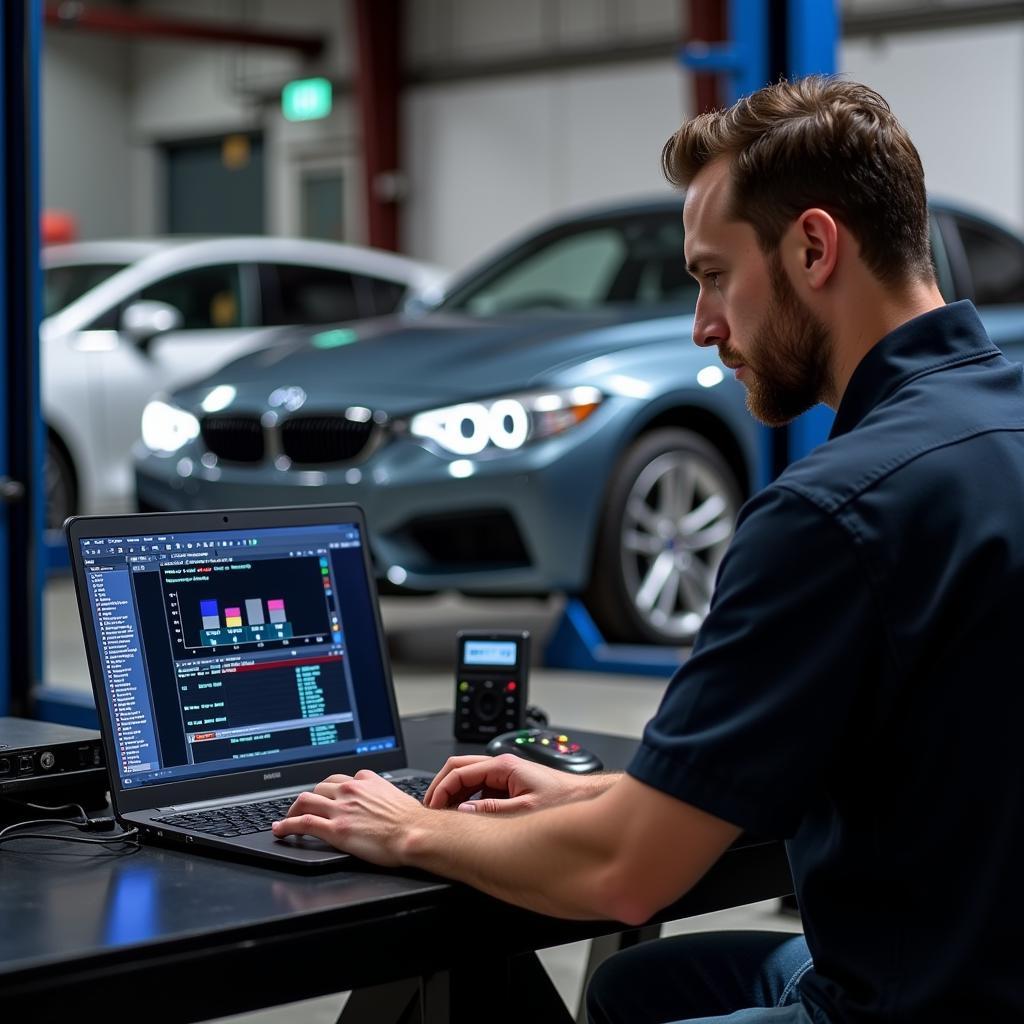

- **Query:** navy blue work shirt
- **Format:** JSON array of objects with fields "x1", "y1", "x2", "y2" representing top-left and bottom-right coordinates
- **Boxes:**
[{"x1": 628, "y1": 301, "x2": 1024, "y2": 1023}]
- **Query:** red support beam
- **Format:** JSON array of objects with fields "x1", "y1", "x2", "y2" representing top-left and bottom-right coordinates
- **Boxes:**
[
  {"x1": 45, "y1": 2, "x2": 325, "y2": 57},
  {"x1": 353, "y1": 0, "x2": 402, "y2": 253},
  {"x1": 688, "y1": 0, "x2": 727, "y2": 113}
]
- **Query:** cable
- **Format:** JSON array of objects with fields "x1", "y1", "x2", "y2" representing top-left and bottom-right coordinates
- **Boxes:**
[
  {"x1": 0, "y1": 828, "x2": 139, "y2": 849},
  {"x1": 0, "y1": 813, "x2": 139, "y2": 850},
  {"x1": 3, "y1": 798, "x2": 89, "y2": 823},
  {"x1": 525, "y1": 704, "x2": 549, "y2": 727}
]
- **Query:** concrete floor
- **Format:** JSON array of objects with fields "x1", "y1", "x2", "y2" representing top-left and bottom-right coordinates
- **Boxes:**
[{"x1": 44, "y1": 579, "x2": 800, "y2": 1023}]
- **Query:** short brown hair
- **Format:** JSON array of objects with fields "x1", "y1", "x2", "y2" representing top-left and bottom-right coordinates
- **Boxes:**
[{"x1": 662, "y1": 76, "x2": 934, "y2": 284}]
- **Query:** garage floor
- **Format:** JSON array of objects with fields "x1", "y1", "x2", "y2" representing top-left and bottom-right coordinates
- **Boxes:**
[{"x1": 44, "y1": 580, "x2": 801, "y2": 1022}]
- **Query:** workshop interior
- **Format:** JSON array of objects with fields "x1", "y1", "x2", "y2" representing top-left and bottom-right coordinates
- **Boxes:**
[{"x1": 1, "y1": 2, "x2": 1022, "y2": 1022}]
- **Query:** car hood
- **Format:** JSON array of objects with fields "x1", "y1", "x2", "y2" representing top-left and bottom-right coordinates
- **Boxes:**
[{"x1": 171, "y1": 309, "x2": 696, "y2": 414}]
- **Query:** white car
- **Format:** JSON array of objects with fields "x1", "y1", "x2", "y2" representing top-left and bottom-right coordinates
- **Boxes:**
[{"x1": 42, "y1": 237, "x2": 446, "y2": 526}]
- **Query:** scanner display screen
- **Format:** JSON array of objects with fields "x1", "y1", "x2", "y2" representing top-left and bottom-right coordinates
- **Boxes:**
[{"x1": 463, "y1": 640, "x2": 517, "y2": 666}]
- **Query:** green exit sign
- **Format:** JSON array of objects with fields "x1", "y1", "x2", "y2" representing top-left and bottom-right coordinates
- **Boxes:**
[{"x1": 282, "y1": 78, "x2": 332, "y2": 122}]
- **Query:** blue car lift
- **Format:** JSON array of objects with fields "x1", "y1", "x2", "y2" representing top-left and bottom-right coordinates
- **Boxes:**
[{"x1": 545, "y1": 0, "x2": 840, "y2": 676}]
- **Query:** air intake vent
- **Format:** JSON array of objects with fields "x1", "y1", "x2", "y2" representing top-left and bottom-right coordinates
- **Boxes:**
[
  {"x1": 280, "y1": 415, "x2": 375, "y2": 465},
  {"x1": 200, "y1": 415, "x2": 265, "y2": 463}
]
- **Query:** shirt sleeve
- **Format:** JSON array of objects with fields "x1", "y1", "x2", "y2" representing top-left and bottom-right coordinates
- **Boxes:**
[{"x1": 627, "y1": 483, "x2": 885, "y2": 837}]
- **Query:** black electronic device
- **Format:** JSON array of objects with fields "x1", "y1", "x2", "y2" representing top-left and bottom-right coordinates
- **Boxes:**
[
  {"x1": 485, "y1": 728, "x2": 603, "y2": 774},
  {"x1": 454, "y1": 631, "x2": 529, "y2": 742},
  {"x1": 0, "y1": 717, "x2": 108, "y2": 807}
]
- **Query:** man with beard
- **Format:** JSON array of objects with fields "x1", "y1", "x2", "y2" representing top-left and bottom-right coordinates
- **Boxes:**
[{"x1": 273, "y1": 77, "x2": 1024, "y2": 1023}]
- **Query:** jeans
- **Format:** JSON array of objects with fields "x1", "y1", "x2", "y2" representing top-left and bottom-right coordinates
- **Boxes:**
[{"x1": 586, "y1": 930, "x2": 817, "y2": 1024}]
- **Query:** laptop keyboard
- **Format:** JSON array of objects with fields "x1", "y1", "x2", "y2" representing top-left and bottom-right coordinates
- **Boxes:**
[{"x1": 153, "y1": 776, "x2": 433, "y2": 838}]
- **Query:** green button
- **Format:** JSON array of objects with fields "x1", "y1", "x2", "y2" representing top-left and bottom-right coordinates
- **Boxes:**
[{"x1": 459, "y1": 681, "x2": 469, "y2": 693}]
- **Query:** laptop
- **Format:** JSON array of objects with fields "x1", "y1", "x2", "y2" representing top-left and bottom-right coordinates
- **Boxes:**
[{"x1": 66, "y1": 503, "x2": 436, "y2": 870}]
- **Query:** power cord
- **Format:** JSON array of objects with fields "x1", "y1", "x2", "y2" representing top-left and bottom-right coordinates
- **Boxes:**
[{"x1": 0, "y1": 797, "x2": 139, "y2": 850}]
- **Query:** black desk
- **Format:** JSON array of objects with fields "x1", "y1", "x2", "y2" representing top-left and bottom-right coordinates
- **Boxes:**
[{"x1": 0, "y1": 713, "x2": 792, "y2": 1022}]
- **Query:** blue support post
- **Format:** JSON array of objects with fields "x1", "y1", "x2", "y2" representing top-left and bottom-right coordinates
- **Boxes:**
[
  {"x1": 783, "y1": 0, "x2": 838, "y2": 463},
  {"x1": 0, "y1": 5, "x2": 9, "y2": 718},
  {"x1": 680, "y1": 0, "x2": 769, "y2": 104},
  {"x1": 0, "y1": 1, "x2": 44, "y2": 716},
  {"x1": 787, "y1": 0, "x2": 838, "y2": 79}
]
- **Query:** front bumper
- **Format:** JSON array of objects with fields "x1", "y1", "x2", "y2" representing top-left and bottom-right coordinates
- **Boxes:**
[{"x1": 133, "y1": 402, "x2": 631, "y2": 594}]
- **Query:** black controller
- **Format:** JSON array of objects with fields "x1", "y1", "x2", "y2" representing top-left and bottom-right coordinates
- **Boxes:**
[{"x1": 485, "y1": 728, "x2": 603, "y2": 774}]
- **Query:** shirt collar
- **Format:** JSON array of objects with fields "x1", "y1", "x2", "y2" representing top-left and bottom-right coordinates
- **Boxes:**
[{"x1": 829, "y1": 301, "x2": 999, "y2": 440}]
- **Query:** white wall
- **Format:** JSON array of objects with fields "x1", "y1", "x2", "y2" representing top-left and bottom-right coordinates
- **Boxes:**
[
  {"x1": 42, "y1": 31, "x2": 134, "y2": 238},
  {"x1": 403, "y1": 61, "x2": 687, "y2": 270},
  {"x1": 40, "y1": 0, "x2": 1024, "y2": 262},
  {"x1": 841, "y1": 23, "x2": 1024, "y2": 232},
  {"x1": 405, "y1": 0, "x2": 682, "y2": 69}
]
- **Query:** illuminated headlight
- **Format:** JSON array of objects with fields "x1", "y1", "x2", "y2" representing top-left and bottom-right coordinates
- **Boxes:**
[
  {"x1": 408, "y1": 387, "x2": 602, "y2": 456},
  {"x1": 141, "y1": 400, "x2": 200, "y2": 454}
]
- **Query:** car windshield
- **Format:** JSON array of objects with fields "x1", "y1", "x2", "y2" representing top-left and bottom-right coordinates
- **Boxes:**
[
  {"x1": 440, "y1": 213, "x2": 697, "y2": 315},
  {"x1": 44, "y1": 263, "x2": 127, "y2": 317}
]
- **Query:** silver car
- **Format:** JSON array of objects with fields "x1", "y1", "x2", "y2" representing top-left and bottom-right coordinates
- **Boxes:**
[{"x1": 42, "y1": 236, "x2": 446, "y2": 526}]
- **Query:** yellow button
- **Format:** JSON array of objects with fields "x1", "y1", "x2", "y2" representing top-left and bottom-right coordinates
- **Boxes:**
[{"x1": 558, "y1": 735, "x2": 568, "y2": 743}]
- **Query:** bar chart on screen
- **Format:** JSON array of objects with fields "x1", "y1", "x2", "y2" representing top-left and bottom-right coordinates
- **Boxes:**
[
  {"x1": 162, "y1": 555, "x2": 336, "y2": 654},
  {"x1": 197, "y1": 597, "x2": 296, "y2": 646}
]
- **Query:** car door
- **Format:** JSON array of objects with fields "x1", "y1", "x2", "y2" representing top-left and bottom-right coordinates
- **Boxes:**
[
  {"x1": 937, "y1": 208, "x2": 1024, "y2": 364},
  {"x1": 94, "y1": 262, "x2": 261, "y2": 501}
]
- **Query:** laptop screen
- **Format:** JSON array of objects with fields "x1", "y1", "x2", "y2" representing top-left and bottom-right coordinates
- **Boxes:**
[{"x1": 77, "y1": 519, "x2": 399, "y2": 792}]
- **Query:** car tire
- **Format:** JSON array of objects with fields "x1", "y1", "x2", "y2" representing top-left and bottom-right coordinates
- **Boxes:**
[
  {"x1": 46, "y1": 435, "x2": 77, "y2": 530},
  {"x1": 583, "y1": 428, "x2": 742, "y2": 645}
]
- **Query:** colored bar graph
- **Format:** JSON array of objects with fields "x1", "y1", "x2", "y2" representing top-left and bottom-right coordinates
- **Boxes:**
[
  {"x1": 196, "y1": 595, "x2": 297, "y2": 647},
  {"x1": 245, "y1": 598, "x2": 265, "y2": 625},
  {"x1": 200, "y1": 599, "x2": 220, "y2": 631}
]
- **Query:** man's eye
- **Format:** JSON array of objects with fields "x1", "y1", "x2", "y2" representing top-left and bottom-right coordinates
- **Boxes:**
[{"x1": 705, "y1": 272, "x2": 722, "y2": 289}]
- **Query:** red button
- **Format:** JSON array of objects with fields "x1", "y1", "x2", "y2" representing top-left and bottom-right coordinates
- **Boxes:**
[{"x1": 506, "y1": 682, "x2": 517, "y2": 692}]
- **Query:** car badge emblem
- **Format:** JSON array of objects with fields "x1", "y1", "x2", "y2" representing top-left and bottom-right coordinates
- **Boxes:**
[{"x1": 268, "y1": 386, "x2": 307, "y2": 412}]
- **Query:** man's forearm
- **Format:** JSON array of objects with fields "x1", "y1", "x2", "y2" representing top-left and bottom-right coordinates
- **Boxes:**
[
  {"x1": 403, "y1": 783, "x2": 631, "y2": 920},
  {"x1": 560, "y1": 770, "x2": 622, "y2": 803},
  {"x1": 399, "y1": 772, "x2": 741, "y2": 925}
]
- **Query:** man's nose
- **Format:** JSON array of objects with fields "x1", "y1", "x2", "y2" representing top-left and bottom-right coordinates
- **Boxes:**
[{"x1": 692, "y1": 294, "x2": 726, "y2": 349}]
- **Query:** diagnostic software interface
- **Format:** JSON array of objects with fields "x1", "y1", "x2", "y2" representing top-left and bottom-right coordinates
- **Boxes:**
[{"x1": 78, "y1": 521, "x2": 398, "y2": 790}]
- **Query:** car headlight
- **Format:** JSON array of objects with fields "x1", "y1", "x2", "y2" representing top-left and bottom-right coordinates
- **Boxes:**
[
  {"x1": 408, "y1": 386, "x2": 602, "y2": 456},
  {"x1": 141, "y1": 400, "x2": 200, "y2": 453}
]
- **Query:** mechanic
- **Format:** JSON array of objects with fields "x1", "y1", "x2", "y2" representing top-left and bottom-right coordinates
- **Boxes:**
[{"x1": 272, "y1": 76, "x2": 1024, "y2": 1023}]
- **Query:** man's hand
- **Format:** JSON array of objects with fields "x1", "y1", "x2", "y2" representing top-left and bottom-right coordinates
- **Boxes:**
[
  {"x1": 270, "y1": 770, "x2": 427, "y2": 866},
  {"x1": 424, "y1": 753, "x2": 615, "y2": 814}
]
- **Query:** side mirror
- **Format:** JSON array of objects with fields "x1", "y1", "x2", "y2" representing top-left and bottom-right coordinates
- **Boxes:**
[{"x1": 121, "y1": 300, "x2": 183, "y2": 349}]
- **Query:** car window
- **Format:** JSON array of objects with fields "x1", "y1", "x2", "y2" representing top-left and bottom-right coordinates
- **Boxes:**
[
  {"x1": 361, "y1": 274, "x2": 407, "y2": 315},
  {"x1": 44, "y1": 263, "x2": 126, "y2": 317},
  {"x1": 928, "y1": 215, "x2": 955, "y2": 302},
  {"x1": 443, "y1": 214, "x2": 697, "y2": 314},
  {"x1": 260, "y1": 264, "x2": 361, "y2": 325},
  {"x1": 453, "y1": 228, "x2": 626, "y2": 315},
  {"x1": 140, "y1": 264, "x2": 246, "y2": 329},
  {"x1": 953, "y1": 214, "x2": 1024, "y2": 305}
]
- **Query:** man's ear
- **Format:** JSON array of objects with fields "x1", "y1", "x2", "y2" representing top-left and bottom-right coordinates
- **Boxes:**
[{"x1": 785, "y1": 208, "x2": 838, "y2": 291}]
